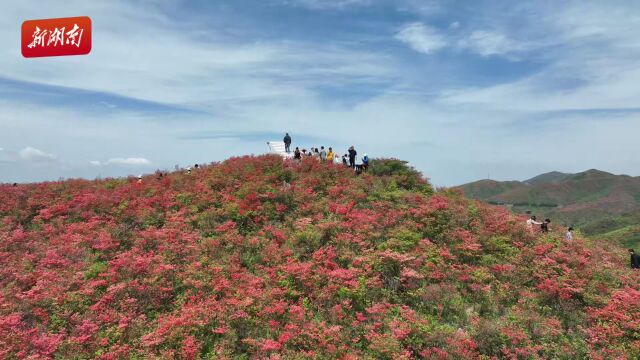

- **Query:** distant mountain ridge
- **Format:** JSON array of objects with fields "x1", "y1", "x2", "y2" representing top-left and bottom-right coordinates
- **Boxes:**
[
  {"x1": 457, "y1": 169, "x2": 640, "y2": 247},
  {"x1": 524, "y1": 171, "x2": 572, "y2": 185}
]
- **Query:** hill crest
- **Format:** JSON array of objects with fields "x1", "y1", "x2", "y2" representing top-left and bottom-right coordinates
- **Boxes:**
[
  {"x1": 524, "y1": 171, "x2": 571, "y2": 185},
  {"x1": 0, "y1": 156, "x2": 638, "y2": 358}
]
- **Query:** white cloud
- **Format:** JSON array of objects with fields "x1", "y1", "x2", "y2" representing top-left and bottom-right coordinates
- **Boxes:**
[
  {"x1": 18, "y1": 147, "x2": 57, "y2": 162},
  {"x1": 395, "y1": 24, "x2": 524, "y2": 58},
  {"x1": 459, "y1": 30, "x2": 523, "y2": 57},
  {"x1": 104, "y1": 158, "x2": 151, "y2": 166},
  {"x1": 279, "y1": 0, "x2": 369, "y2": 9},
  {"x1": 87, "y1": 157, "x2": 152, "y2": 167},
  {"x1": 440, "y1": 3, "x2": 640, "y2": 113},
  {"x1": 395, "y1": 22, "x2": 446, "y2": 54}
]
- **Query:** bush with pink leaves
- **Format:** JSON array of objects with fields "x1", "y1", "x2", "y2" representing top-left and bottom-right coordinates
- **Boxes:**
[{"x1": 0, "y1": 155, "x2": 638, "y2": 358}]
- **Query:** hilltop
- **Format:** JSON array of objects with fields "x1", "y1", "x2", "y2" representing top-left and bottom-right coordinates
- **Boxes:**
[
  {"x1": 524, "y1": 171, "x2": 573, "y2": 185},
  {"x1": 1, "y1": 156, "x2": 639, "y2": 359}
]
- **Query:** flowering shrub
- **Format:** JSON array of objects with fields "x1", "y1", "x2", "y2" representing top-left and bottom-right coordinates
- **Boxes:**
[{"x1": 0, "y1": 155, "x2": 638, "y2": 358}]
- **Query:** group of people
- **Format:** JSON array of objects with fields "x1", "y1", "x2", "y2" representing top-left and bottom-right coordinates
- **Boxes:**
[
  {"x1": 528, "y1": 214, "x2": 640, "y2": 270},
  {"x1": 284, "y1": 133, "x2": 369, "y2": 173},
  {"x1": 527, "y1": 215, "x2": 576, "y2": 241},
  {"x1": 528, "y1": 215, "x2": 575, "y2": 241},
  {"x1": 526, "y1": 215, "x2": 556, "y2": 234}
]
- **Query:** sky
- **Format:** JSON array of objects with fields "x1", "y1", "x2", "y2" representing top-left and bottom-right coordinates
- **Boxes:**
[{"x1": 1, "y1": 0, "x2": 640, "y2": 186}]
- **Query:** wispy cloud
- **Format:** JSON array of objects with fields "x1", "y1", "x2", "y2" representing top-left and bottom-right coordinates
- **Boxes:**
[
  {"x1": 105, "y1": 158, "x2": 150, "y2": 166},
  {"x1": 395, "y1": 23, "x2": 528, "y2": 58},
  {"x1": 395, "y1": 22, "x2": 446, "y2": 54},
  {"x1": 459, "y1": 30, "x2": 524, "y2": 57},
  {"x1": 19, "y1": 147, "x2": 57, "y2": 162},
  {"x1": 277, "y1": 0, "x2": 370, "y2": 10},
  {"x1": 91, "y1": 158, "x2": 152, "y2": 166}
]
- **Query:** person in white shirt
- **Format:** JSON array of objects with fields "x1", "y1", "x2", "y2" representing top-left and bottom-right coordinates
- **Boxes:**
[
  {"x1": 565, "y1": 227, "x2": 574, "y2": 241},
  {"x1": 354, "y1": 155, "x2": 364, "y2": 174},
  {"x1": 526, "y1": 215, "x2": 542, "y2": 231}
]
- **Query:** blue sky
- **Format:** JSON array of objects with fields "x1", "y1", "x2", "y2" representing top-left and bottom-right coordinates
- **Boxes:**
[{"x1": 1, "y1": 0, "x2": 640, "y2": 185}]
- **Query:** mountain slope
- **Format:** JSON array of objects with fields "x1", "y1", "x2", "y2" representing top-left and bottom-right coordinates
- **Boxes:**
[
  {"x1": 581, "y1": 210, "x2": 640, "y2": 249},
  {"x1": 458, "y1": 169, "x2": 640, "y2": 225},
  {"x1": 453, "y1": 179, "x2": 526, "y2": 201},
  {"x1": 1, "y1": 156, "x2": 638, "y2": 359},
  {"x1": 525, "y1": 171, "x2": 572, "y2": 185}
]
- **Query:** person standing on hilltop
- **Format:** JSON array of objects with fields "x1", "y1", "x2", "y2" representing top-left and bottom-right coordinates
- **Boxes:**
[
  {"x1": 354, "y1": 154, "x2": 364, "y2": 174},
  {"x1": 629, "y1": 249, "x2": 640, "y2": 269},
  {"x1": 327, "y1": 147, "x2": 334, "y2": 162},
  {"x1": 348, "y1": 146, "x2": 357, "y2": 168},
  {"x1": 283, "y1": 133, "x2": 292, "y2": 153},
  {"x1": 526, "y1": 215, "x2": 542, "y2": 232},
  {"x1": 320, "y1": 146, "x2": 327, "y2": 161},
  {"x1": 362, "y1": 153, "x2": 369, "y2": 171}
]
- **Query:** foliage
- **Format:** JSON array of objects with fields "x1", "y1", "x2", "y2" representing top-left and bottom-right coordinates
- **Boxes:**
[
  {"x1": 581, "y1": 211, "x2": 640, "y2": 249},
  {"x1": 0, "y1": 155, "x2": 638, "y2": 359},
  {"x1": 368, "y1": 158, "x2": 432, "y2": 193}
]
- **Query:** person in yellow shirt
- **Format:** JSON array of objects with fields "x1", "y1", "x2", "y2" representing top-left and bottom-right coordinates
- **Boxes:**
[{"x1": 326, "y1": 147, "x2": 334, "y2": 163}]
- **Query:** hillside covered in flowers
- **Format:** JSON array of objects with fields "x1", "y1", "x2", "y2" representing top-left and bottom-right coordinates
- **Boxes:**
[{"x1": 1, "y1": 155, "x2": 638, "y2": 359}]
